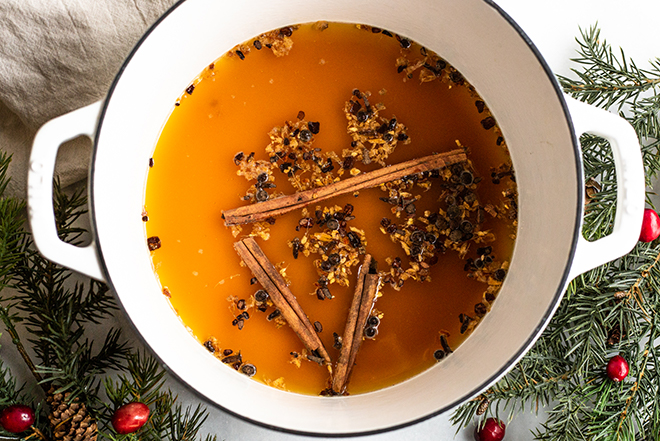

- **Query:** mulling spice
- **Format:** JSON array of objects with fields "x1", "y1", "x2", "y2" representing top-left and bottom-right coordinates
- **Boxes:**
[
  {"x1": 147, "y1": 236, "x2": 161, "y2": 251},
  {"x1": 147, "y1": 21, "x2": 517, "y2": 397}
]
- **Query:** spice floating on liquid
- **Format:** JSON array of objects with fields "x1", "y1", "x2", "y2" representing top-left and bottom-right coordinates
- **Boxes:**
[
  {"x1": 223, "y1": 150, "x2": 467, "y2": 226},
  {"x1": 233, "y1": 237, "x2": 332, "y2": 368}
]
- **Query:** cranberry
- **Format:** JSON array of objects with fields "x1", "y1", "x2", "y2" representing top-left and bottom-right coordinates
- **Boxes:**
[
  {"x1": 0, "y1": 404, "x2": 35, "y2": 433},
  {"x1": 474, "y1": 417, "x2": 505, "y2": 441},
  {"x1": 111, "y1": 402, "x2": 150, "y2": 434},
  {"x1": 639, "y1": 208, "x2": 660, "y2": 242},
  {"x1": 606, "y1": 355, "x2": 629, "y2": 382}
]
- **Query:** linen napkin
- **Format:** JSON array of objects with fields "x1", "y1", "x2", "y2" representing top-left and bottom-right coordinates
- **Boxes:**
[{"x1": 0, "y1": 0, "x2": 178, "y2": 197}]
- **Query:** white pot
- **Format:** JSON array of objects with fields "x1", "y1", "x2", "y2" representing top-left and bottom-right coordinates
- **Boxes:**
[{"x1": 27, "y1": 0, "x2": 644, "y2": 435}]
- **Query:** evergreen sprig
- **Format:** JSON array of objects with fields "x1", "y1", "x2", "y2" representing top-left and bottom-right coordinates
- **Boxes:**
[
  {"x1": 0, "y1": 167, "x2": 216, "y2": 439},
  {"x1": 452, "y1": 25, "x2": 660, "y2": 440}
]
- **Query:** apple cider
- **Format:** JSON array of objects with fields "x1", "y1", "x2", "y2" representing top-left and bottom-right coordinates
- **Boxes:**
[{"x1": 144, "y1": 22, "x2": 517, "y2": 395}]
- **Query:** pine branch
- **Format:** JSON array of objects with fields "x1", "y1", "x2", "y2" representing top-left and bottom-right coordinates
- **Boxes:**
[
  {"x1": 101, "y1": 353, "x2": 217, "y2": 441},
  {"x1": 452, "y1": 26, "x2": 660, "y2": 441},
  {"x1": 558, "y1": 26, "x2": 660, "y2": 111}
]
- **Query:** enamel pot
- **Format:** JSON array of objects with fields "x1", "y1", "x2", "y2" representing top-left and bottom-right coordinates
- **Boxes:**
[{"x1": 27, "y1": 0, "x2": 644, "y2": 435}]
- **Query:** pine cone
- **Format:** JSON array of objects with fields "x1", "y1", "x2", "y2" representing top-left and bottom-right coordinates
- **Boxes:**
[{"x1": 47, "y1": 387, "x2": 98, "y2": 441}]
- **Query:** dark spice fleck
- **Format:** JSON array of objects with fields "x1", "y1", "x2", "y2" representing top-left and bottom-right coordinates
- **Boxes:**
[
  {"x1": 320, "y1": 286, "x2": 332, "y2": 299},
  {"x1": 342, "y1": 156, "x2": 354, "y2": 169},
  {"x1": 475, "y1": 100, "x2": 485, "y2": 113},
  {"x1": 326, "y1": 218, "x2": 340, "y2": 231},
  {"x1": 240, "y1": 363, "x2": 257, "y2": 377},
  {"x1": 371, "y1": 27, "x2": 381, "y2": 33},
  {"x1": 410, "y1": 231, "x2": 425, "y2": 245},
  {"x1": 255, "y1": 190, "x2": 269, "y2": 202},
  {"x1": 356, "y1": 110, "x2": 369, "y2": 123},
  {"x1": 253, "y1": 40, "x2": 262, "y2": 50},
  {"x1": 308, "y1": 121, "x2": 320, "y2": 134},
  {"x1": 147, "y1": 236, "x2": 161, "y2": 251},
  {"x1": 233, "y1": 151, "x2": 244, "y2": 165},
  {"x1": 364, "y1": 326, "x2": 378, "y2": 339},
  {"x1": 257, "y1": 172, "x2": 269, "y2": 184},
  {"x1": 328, "y1": 253, "x2": 341, "y2": 266},
  {"x1": 347, "y1": 231, "x2": 362, "y2": 248},
  {"x1": 320, "y1": 260, "x2": 333, "y2": 271},
  {"x1": 477, "y1": 246, "x2": 492, "y2": 256},
  {"x1": 148, "y1": 158, "x2": 154, "y2": 168},
  {"x1": 382, "y1": 30, "x2": 393, "y2": 37},
  {"x1": 307, "y1": 354, "x2": 324, "y2": 365},
  {"x1": 321, "y1": 158, "x2": 334, "y2": 173},
  {"x1": 236, "y1": 50, "x2": 245, "y2": 60},
  {"x1": 333, "y1": 332, "x2": 342, "y2": 350},
  {"x1": 237, "y1": 299, "x2": 246, "y2": 310},
  {"x1": 280, "y1": 26, "x2": 293, "y2": 37},
  {"x1": 254, "y1": 289, "x2": 268, "y2": 303},
  {"x1": 481, "y1": 116, "x2": 496, "y2": 130},
  {"x1": 367, "y1": 316, "x2": 380, "y2": 327},
  {"x1": 294, "y1": 220, "x2": 310, "y2": 233},
  {"x1": 267, "y1": 309, "x2": 281, "y2": 321},
  {"x1": 433, "y1": 349, "x2": 445, "y2": 361},
  {"x1": 440, "y1": 335, "x2": 452, "y2": 353},
  {"x1": 398, "y1": 37, "x2": 411, "y2": 49},
  {"x1": 493, "y1": 268, "x2": 507, "y2": 281},
  {"x1": 250, "y1": 277, "x2": 258, "y2": 285},
  {"x1": 222, "y1": 353, "x2": 242, "y2": 364},
  {"x1": 449, "y1": 71, "x2": 464, "y2": 85},
  {"x1": 186, "y1": 84, "x2": 195, "y2": 95},
  {"x1": 223, "y1": 348, "x2": 233, "y2": 356},
  {"x1": 279, "y1": 162, "x2": 292, "y2": 173},
  {"x1": 474, "y1": 302, "x2": 488, "y2": 316},
  {"x1": 314, "y1": 321, "x2": 323, "y2": 333},
  {"x1": 203, "y1": 340, "x2": 215, "y2": 353},
  {"x1": 460, "y1": 316, "x2": 473, "y2": 334},
  {"x1": 460, "y1": 170, "x2": 474, "y2": 185}
]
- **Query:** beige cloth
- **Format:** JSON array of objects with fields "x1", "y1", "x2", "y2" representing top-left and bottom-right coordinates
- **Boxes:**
[{"x1": 0, "y1": 0, "x2": 177, "y2": 197}]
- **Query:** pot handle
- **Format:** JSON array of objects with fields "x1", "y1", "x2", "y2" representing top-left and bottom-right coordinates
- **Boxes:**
[
  {"x1": 565, "y1": 95, "x2": 645, "y2": 280},
  {"x1": 27, "y1": 101, "x2": 106, "y2": 282}
]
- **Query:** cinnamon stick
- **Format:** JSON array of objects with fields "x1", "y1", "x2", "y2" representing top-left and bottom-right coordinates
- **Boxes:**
[
  {"x1": 233, "y1": 238, "x2": 332, "y2": 366},
  {"x1": 223, "y1": 149, "x2": 466, "y2": 226},
  {"x1": 332, "y1": 254, "x2": 380, "y2": 394}
]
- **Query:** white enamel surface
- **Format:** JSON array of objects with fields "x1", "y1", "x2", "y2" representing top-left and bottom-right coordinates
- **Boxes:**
[
  {"x1": 89, "y1": 0, "x2": 581, "y2": 435},
  {"x1": 28, "y1": 101, "x2": 105, "y2": 282},
  {"x1": 566, "y1": 97, "x2": 644, "y2": 280}
]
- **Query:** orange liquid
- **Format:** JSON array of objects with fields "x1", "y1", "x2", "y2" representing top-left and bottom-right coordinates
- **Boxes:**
[{"x1": 145, "y1": 23, "x2": 515, "y2": 395}]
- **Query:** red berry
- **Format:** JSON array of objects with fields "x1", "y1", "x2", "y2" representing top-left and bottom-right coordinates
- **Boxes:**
[
  {"x1": 606, "y1": 355, "x2": 629, "y2": 382},
  {"x1": 639, "y1": 208, "x2": 660, "y2": 242},
  {"x1": 0, "y1": 404, "x2": 35, "y2": 433},
  {"x1": 474, "y1": 417, "x2": 506, "y2": 441},
  {"x1": 111, "y1": 402, "x2": 150, "y2": 434}
]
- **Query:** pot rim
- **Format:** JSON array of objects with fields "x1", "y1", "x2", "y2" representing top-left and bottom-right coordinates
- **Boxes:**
[{"x1": 89, "y1": 0, "x2": 582, "y2": 436}]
